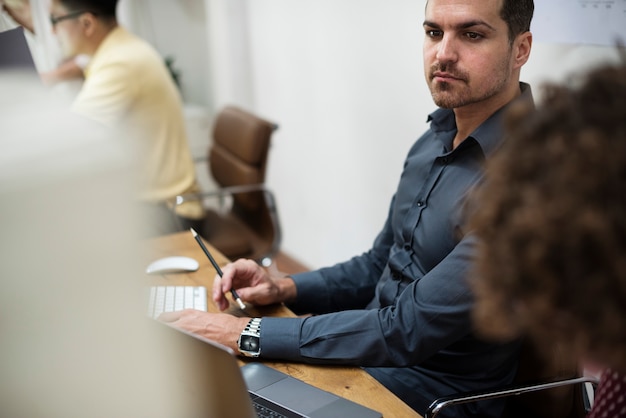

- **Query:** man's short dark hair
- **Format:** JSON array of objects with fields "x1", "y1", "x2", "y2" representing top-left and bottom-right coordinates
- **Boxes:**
[
  {"x1": 500, "y1": 0, "x2": 534, "y2": 43},
  {"x1": 58, "y1": 0, "x2": 118, "y2": 20}
]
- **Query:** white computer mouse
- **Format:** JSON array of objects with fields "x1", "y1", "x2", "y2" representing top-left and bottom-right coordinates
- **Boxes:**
[{"x1": 146, "y1": 256, "x2": 200, "y2": 274}]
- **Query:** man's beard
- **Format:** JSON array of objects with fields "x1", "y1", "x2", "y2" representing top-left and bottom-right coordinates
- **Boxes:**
[{"x1": 428, "y1": 61, "x2": 510, "y2": 109}]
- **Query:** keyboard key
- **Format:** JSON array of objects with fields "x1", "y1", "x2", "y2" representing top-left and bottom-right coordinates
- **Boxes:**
[
  {"x1": 250, "y1": 395, "x2": 306, "y2": 418},
  {"x1": 148, "y1": 286, "x2": 207, "y2": 318}
]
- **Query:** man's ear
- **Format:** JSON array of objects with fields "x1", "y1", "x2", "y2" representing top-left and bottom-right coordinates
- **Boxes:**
[
  {"x1": 513, "y1": 31, "x2": 532, "y2": 70},
  {"x1": 80, "y1": 13, "x2": 97, "y2": 36}
]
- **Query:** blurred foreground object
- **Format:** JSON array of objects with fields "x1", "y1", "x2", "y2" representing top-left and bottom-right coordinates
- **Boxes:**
[{"x1": 0, "y1": 72, "x2": 220, "y2": 417}]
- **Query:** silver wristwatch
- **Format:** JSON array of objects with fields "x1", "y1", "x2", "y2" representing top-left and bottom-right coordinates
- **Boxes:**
[{"x1": 237, "y1": 318, "x2": 262, "y2": 357}]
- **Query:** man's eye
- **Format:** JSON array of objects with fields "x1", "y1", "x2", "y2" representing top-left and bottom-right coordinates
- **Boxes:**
[
  {"x1": 426, "y1": 30, "x2": 442, "y2": 38},
  {"x1": 465, "y1": 32, "x2": 483, "y2": 40}
]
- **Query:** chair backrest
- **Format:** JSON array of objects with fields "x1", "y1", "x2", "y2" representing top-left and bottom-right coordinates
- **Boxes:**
[
  {"x1": 208, "y1": 106, "x2": 276, "y2": 210},
  {"x1": 209, "y1": 106, "x2": 275, "y2": 211},
  {"x1": 207, "y1": 106, "x2": 279, "y2": 262}
]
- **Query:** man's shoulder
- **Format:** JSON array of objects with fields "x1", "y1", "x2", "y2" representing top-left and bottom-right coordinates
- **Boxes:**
[
  {"x1": 98, "y1": 27, "x2": 163, "y2": 65},
  {"x1": 87, "y1": 29, "x2": 168, "y2": 85}
]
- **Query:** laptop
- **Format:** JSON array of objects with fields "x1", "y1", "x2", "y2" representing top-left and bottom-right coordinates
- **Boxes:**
[
  {"x1": 0, "y1": 26, "x2": 37, "y2": 71},
  {"x1": 153, "y1": 320, "x2": 382, "y2": 418}
]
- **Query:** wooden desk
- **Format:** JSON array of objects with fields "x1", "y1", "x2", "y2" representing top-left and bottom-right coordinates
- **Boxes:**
[{"x1": 145, "y1": 231, "x2": 421, "y2": 418}]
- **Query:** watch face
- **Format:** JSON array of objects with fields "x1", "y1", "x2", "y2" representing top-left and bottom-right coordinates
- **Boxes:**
[{"x1": 240, "y1": 335, "x2": 260, "y2": 352}]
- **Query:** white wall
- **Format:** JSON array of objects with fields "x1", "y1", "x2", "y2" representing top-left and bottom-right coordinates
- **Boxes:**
[
  {"x1": 207, "y1": 0, "x2": 430, "y2": 269},
  {"x1": 204, "y1": 1, "x2": 621, "y2": 269},
  {"x1": 119, "y1": 0, "x2": 212, "y2": 107},
  {"x1": 131, "y1": 1, "x2": 622, "y2": 269}
]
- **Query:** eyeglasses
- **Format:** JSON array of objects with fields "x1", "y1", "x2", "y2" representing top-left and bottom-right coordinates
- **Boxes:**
[{"x1": 49, "y1": 10, "x2": 88, "y2": 26}]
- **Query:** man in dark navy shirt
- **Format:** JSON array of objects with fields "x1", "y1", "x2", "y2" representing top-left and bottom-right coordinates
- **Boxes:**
[{"x1": 162, "y1": 1, "x2": 535, "y2": 416}]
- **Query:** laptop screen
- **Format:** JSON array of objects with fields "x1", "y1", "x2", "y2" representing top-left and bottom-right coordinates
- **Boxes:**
[{"x1": 0, "y1": 26, "x2": 37, "y2": 71}]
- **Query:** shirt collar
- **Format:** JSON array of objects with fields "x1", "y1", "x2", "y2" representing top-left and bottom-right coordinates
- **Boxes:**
[
  {"x1": 426, "y1": 82, "x2": 534, "y2": 156},
  {"x1": 82, "y1": 26, "x2": 125, "y2": 78}
]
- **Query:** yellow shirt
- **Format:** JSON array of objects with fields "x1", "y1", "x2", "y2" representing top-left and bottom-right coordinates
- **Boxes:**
[{"x1": 72, "y1": 26, "x2": 201, "y2": 218}]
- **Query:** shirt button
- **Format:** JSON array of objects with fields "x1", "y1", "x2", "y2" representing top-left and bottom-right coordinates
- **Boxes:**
[
  {"x1": 417, "y1": 201, "x2": 424, "y2": 207},
  {"x1": 404, "y1": 244, "x2": 411, "y2": 251}
]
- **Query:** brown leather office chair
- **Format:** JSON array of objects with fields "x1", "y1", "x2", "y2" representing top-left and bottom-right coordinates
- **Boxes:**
[
  {"x1": 175, "y1": 106, "x2": 281, "y2": 267},
  {"x1": 424, "y1": 338, "x2": 599, "y2": 418}
]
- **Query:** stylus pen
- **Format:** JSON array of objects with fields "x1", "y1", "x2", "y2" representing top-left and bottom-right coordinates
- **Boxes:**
[{"x1": 190, "y1": 228, "x2": 246, "y2": 310}]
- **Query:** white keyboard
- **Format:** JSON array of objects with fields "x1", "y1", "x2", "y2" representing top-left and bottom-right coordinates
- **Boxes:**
[{"x1": 148, "y1": 286, "x2": 208, "y2": 319}]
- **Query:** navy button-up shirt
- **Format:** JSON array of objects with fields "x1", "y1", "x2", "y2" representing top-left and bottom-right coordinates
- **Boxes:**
[{"x1": 260, "y1": 83, "x2": 533, "y2": 416}]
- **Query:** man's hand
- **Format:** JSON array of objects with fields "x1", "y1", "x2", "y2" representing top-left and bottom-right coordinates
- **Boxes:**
[
  {"x1": 213, "y1": 259, "x2": 297, "y2": 311},
  {"x1": 40, "y1": 57, "x2": 85, "y2": 86},
  {"x1": 2, "y1": 0, "x2": 34, "y2": 33},
  {"x1": 158, "y1": 310, "x2": 249, "y2": 353}
]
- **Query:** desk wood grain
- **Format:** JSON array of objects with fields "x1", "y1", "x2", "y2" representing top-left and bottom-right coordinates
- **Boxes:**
[{"x1": 145, "y1": 231, "x2": 421, "y2": 418}]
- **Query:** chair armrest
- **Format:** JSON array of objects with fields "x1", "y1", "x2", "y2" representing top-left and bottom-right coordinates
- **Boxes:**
[
  {"x1": 424, "y1": 376, "x2": 599, "y2": 418},
  {"x1": 174, "y1": 183, "x2": 276, "y2": 206},
  {"x1": 174, "y1": 184, "x2": 282, "y2": 266}
]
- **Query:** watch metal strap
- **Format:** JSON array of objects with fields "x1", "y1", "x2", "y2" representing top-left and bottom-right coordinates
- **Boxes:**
[
  {"x1": 238, "y1": 317, "x2": 262, "y2": 357},
  {"x1": 245, "y1": 317, "x2": 262, "y2": 335}
]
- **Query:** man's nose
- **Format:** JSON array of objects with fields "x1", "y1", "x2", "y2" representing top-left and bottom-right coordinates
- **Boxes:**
[{"x1": 436, "y1": 34, "x2": 458, "y2": 64}]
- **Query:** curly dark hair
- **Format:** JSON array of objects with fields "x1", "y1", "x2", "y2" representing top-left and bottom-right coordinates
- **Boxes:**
[{"x1": 468, "y1": 59, "x2": 626, "y2": 371}]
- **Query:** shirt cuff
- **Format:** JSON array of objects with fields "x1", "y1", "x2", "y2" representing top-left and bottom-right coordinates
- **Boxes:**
[
  {"x1": 288, "y1": 271, "x2": 331, "y2": 314},
  {"x1": 74, "y1": 54, "x2": 91, "y2": 69},
  {"x1": 260, "y1": 317, "x2": 304, "y2": 360}
]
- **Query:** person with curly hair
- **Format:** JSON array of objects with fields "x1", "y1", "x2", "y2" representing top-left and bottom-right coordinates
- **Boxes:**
[{"x1": 469, "y1": 59, "x2": 626, "y2": 416}]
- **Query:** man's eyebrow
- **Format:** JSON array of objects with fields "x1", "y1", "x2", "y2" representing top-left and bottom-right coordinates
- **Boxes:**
[{"x1": 423, "y1": 19, "x2": 497, "y2": 32}]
